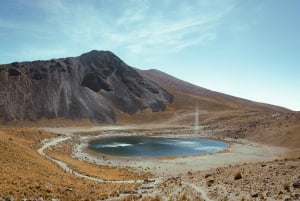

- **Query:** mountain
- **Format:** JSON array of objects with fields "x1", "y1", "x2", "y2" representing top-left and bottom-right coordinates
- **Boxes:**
[
  {"x1": 138, "y1": 69, "x2": 291, "y2": 113},
  {"x1": 0, "y1": 50, "x2": 173, "y2": 122},
  {"x1": 0, "y1": 50, "x2": 290, "y2": 123}
]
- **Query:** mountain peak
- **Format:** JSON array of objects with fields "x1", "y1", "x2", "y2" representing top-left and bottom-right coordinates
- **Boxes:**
[
  {"x1": 79, "y1": 50, "x2": 120, "y2": 60},
  {"x1": 80, "y1": 50, "x2": 114, "y2": 56},
  {"x1": 0, "y1": 51, "x2": 173, "y2": 122}
]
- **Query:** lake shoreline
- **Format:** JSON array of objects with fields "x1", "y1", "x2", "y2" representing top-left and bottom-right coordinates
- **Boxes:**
[
  {"x1": 68, "y1": 126, "x2": 288, "y2": 177},
  {"x1": 88, "y1": 136, "x2": 229, "y2": 157}
]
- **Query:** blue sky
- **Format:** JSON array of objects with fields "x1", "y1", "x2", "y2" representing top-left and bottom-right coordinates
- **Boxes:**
[{"x1": 0, "y1": 0, "x2": 299, "y2": 111}]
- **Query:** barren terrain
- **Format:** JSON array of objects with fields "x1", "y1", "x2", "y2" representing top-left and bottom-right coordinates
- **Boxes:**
[
  {"x1": 1, "y1": 62, "x2": 300, "y2": 200},
  {"x1": 0, "y1": 128, "x2": 141, "y2": 200},
  {"x1": 1, "y1": 106, "x2": 299, "y2": 200}
]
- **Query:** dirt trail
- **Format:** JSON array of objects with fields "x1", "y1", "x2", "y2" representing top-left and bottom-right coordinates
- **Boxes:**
[
  {"x1": 182, "y1": 182, "x2": 212, "y2": 201},
  {"x1": 38, "y1": 126, "x2": 290, "y2": 201},
  {"x1": 37, "y1": 129, "x2": 143, "y2": 184}
]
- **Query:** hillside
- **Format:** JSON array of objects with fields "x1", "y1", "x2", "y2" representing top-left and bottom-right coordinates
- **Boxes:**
[
  {"x1": 138, "y1": 69, "x2": 291, "y2": 113},
  {"x1": 0, "y1": 50, "x2": 291, "y2": 124},
  {"x1": 0, "y1": 51, "x2": 173, "y2": 122},
  {"x1": 0, "y1": 51, "x2": 299, "y2": 201}
]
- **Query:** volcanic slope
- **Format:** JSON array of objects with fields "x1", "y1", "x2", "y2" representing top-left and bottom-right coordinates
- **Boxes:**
[
  {"x1": 135, "y1": 69, "x2": 300, "y2": 151},
  {"x1": 120, "y1": 68, "x2": 291, "y2": 125},
  {"x1": 0, "y1": 50, "x2": 173, "y2": 122},
  {"x1": 0, "y1": 50, "x2": 292, "y2": 124},
  {"x1": 138, "y1": 69, "x2": 290, "y2": 112}
]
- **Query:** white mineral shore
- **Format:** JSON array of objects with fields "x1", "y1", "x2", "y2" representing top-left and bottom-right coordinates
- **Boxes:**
[
  {"x1": 40, "y1": 126, "x2": 287, "y2": 177},
  {"x1": 39, "y1": 126, "x2": 289, "y2": 200},
  {"x1": 73, "y1": 136, "x2": 287, "y2": 177}
]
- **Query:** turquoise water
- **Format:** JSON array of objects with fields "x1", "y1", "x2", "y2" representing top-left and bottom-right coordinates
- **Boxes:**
[{"x1": 88, "y1": 136, "x2": 228, "y2": 157}]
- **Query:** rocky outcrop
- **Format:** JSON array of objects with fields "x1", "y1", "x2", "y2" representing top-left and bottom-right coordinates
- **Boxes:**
[{"x1": 0, "y1": 50, "x2": 173, "y2": 122}]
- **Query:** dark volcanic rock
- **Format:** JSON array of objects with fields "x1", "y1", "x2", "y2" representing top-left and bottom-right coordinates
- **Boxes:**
[
  {"x1": 293, "y1": 180, "x2": 300, "y2": 188},
  {"x1": 0, "y1": 50, "x2": 173, "y2": 122}
]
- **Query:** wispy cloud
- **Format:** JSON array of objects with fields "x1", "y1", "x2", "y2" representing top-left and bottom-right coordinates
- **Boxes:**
[
  {"x1": 103, "y1": 1, "x2": 234, "y2": 55},
  {"x1": 0, "y1": 0, "x2": 236, "y2": 62}
]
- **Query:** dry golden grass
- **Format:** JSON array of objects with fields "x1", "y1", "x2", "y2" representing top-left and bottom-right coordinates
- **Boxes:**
[
  {"x1": 115, "y1": 88, "x2": 235, "y2": 125},
  {"x1": 0, "y1": 83, "x2": 299, "y2": 200},
  {"x1": 0, "y1": 128, "x2": 139, "y2": 200}
]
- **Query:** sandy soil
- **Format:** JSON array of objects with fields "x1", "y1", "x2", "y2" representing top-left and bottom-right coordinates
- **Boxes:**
[
  {"x1": 0, "y1": 128, "x2": 140, "y2": 201},
  {"x1": 40, "y1": 125, "x2": 295, "y2": 201},
  {"x1": 1, "y1": 65, "x2": 300, "y2": 200},
  {"x1": 1, "y1": 109, "x2": 299, "y2": 200}
]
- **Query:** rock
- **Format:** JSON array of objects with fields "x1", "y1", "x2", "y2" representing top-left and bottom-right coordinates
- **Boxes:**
[
  {"x1": 122, "y1": 190, "x2": 138, "y2": 194},
  {"x1": 293, "y1": 194, "x2": 300, "y2": 199},
  {"x1": 207, "y1": 179, "x2": 215, "y2": 187},
  {"x1": 284, "y1": 183, "x2": 290, "y2": 191},
  {"x1": 251, "y1": 193, "x2": 259, "y2": 198},
  {"x1": 234, "y1": 172, "x2": 242, "y2": 180},
  {"x1": 65, "y1": 187, "x2": 73, "y2": 192},
  {"x1": 293, "y1": 180, "x2": 300, "y2": 188},
  {"x1": 143, "y1": 179, "x2": 155, "y2": 184},
  {"x1": 0, "y1": 50, "x2": 173, "y2": 122},
  {"x1": 140, "y1": 186, "x2": 154, "y2": 190}
]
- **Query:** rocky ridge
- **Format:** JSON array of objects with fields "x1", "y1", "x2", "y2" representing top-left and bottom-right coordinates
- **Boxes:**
[{"x1": 0, "y1": 50, "x2": 173, "y2": 122}]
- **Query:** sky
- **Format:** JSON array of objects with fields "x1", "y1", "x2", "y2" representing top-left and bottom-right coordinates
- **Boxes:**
[{"x1": 0, "y1": 0, "x2": 299, "y2": 111}]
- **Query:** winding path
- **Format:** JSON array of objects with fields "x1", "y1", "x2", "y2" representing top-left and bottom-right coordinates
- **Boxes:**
[
  {"x1": 183, "y1": 182, "x2": 212, "y2": 201},
  {"x1": 37, "y1": 132, "x2": 143, "y2": 184},
  {"x1": 37, "y1": 127, "x2": 212, "y2": 200}
]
